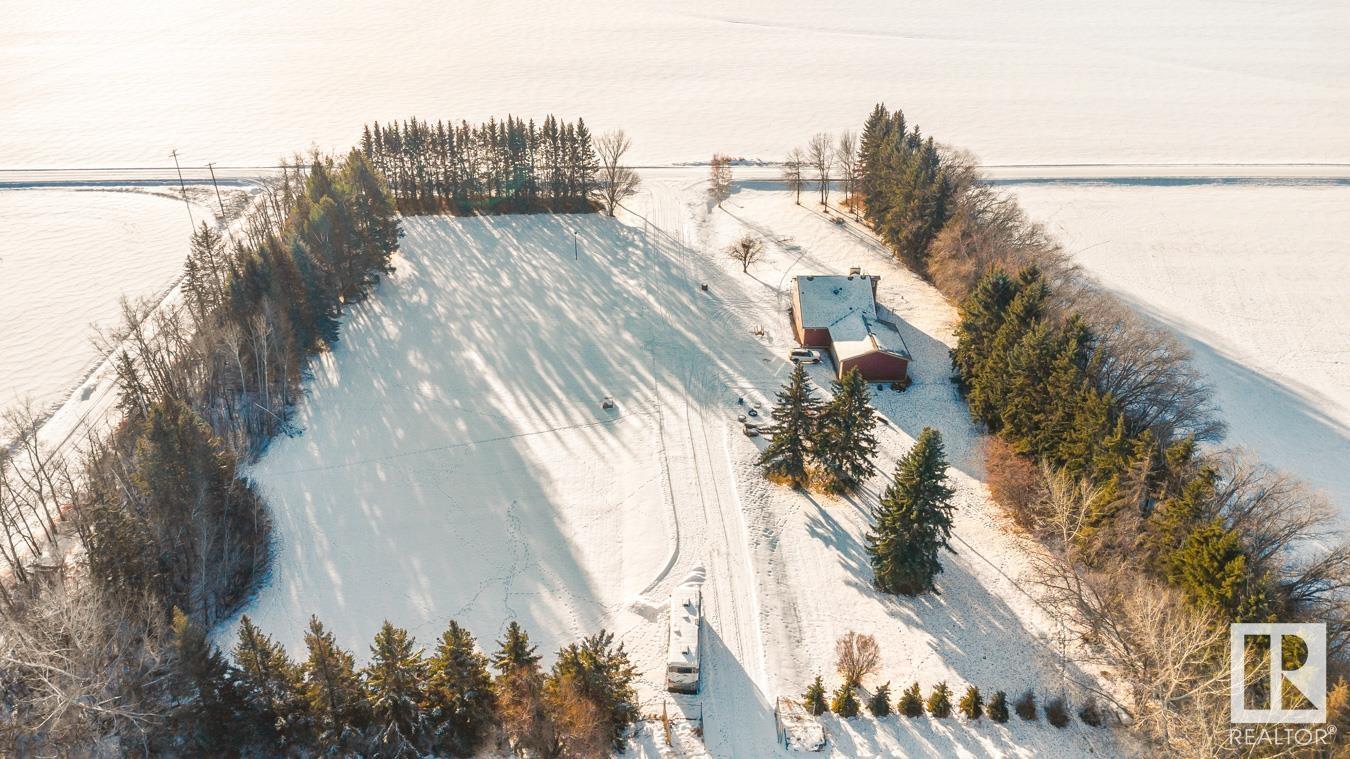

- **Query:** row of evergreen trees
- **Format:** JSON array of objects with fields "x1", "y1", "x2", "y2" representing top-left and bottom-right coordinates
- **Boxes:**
[
  {"x1": 361, "y1": 116, "x2": 601, "y2": 215},
  {"x1": 803, "y1": 677, "x2": 1100, "y2": 727},
  {"x1": 857, "y1": 103, "x2": 956, "y2": 276},
  {"x1": 951, "y1": 267, "x2": 1272, "y2": 620},
  {"x1": 170, "y1": 612, "x2": 638, "y2": 757}
]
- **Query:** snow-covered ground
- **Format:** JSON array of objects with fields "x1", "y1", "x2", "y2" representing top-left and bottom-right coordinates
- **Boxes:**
[
  {"x1": 1012, "y1": 183, "x2": 1350, "y2": 520},
  {"x1": 0, "y1": 190, "x2": 192, "y2": 423},
  {"x1": 224, "y1": 178, "x2": 1120, "y2": 756},
  {"x1": 4, "y1": 1, "x2": 1347, "y2": 168}
]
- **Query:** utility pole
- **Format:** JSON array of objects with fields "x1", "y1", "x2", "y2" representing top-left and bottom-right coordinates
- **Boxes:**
[
  {"x1": 169, "y1": 149, "x2": 195, "y2": 228},
  {"x1": 206, "y1": 161, "x2": 226, "y2": 219},
  {"x1": 573, "y1": 229, "x2": 579, "y2": 261}
]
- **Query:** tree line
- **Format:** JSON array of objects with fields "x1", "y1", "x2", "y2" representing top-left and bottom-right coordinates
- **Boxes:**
[
  {"x1": 169, "y1": 611, "x2": 637, "y2": 757},
  {"x1": 0, "y1": 148, "x2": 402, "y2": 753},
  {"x1": 853, "y1": 101, "x2": 1350, "y2": 755},
  {"x1": 361, "y1": 116, "x2": 612, "y2": 215}
]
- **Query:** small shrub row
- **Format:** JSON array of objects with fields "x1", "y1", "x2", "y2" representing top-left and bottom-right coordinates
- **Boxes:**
[{"x1": 803, "y1": 677, "x2": 1108, "y2": 729}]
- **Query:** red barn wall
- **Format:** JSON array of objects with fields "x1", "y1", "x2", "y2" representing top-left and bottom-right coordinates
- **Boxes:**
[{"x1": 840, "y1": 352, "x2": 909, "y2": 383}]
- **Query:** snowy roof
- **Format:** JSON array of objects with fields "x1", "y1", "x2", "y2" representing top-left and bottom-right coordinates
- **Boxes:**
[
  {"x1": 667, "y1": 566, "x2": 705, "y2": 668},
  {"x1": 828, "y1": 311, "x2": 910, "y2": 362},
  {"x1": 793, "y1": 274, "x2": 877, "y2": 329}
]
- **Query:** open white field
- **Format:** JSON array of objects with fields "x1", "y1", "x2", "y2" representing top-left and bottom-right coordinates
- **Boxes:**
[
  {"x1": 3, "y1": 1, "x2": 1347, "y2": 168},
  {"x1": 226, "y1": 180, "x2": 1120, "y2": 756},
  {"x1": 1012, "y1": 183, "x2": 1350, "y2": 519},
  {"x1": 0, "y1": 190, "x2": 191, "y2": 421}
]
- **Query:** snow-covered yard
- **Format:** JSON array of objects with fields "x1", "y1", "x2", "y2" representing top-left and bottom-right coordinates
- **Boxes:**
[
  {"x1": 1012, "y1": 183, "x2": 1350, "y2": 520},
  {"x1": 225, "y1": 179, "x2": 1120, "y2": 756}
]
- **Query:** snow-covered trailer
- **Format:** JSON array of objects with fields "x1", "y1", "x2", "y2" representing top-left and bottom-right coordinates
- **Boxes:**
[
  {"x1": 774, "y1": 697, "x2": 826, "y2": 751},
  {"x1": 665, "y1": 566, "x2": 705, "y2": 694}
]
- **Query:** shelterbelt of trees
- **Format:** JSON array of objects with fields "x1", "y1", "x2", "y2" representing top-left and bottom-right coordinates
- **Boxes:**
[
  {"x1": 0, "y1": 150, "x2": 405, "y2": 752},
  {"x1": 853, "y1": 103, "x2": 1350, "y2": 757},
  {"x1": 361, "y1": 116, "x2": 602, "y2": 215}
]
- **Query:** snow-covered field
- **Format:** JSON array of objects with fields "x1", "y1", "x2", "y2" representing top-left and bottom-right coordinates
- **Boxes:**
[
  {"x1": 1012, "y1": 183, "x2": 1350, "y2": 519},
  {"x1": 3, "y1": 1, "x2": 1347, "y2": 168},
  {"x1": 224, "y1": 179, "x2": 1120, "y2": 756},
  {"x1": 0, "y1": 190, "x2": 191, "y2": 422}
]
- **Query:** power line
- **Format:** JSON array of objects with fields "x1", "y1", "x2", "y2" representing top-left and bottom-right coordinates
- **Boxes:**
[{"x1": 168, "y1": 148, "x2": 195, "y2": 228}]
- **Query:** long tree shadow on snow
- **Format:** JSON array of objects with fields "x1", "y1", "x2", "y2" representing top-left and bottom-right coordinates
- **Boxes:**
[{"x1": 230, "y1": 212, "x2": 800, "y2": 662}]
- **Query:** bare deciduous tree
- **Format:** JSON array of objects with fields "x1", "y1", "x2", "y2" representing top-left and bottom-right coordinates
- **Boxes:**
[
  {"x1": 727, "y1": 234, "x2": 765, "y2": 274},
  {"x1": 782, "y1": 148, "x2": 806, "y2": 205},
  {"x1": 708, "y1": 154, "x2": 733, "y2": 207},
  {"x1": 595, "y1": 130, "x2": 641, "y2": 217},
  {"x1": 835, "y1": 130, "x2": 858, "y2": 215},
  {"x1": 835, "y1": 630, "x2": 881, "y2": 688},
  {"x1": 807, "y1": 133, "x2": 834, "y2": 207}
]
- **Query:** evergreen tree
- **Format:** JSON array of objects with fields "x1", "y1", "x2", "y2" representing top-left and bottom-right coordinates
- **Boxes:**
[
  {"x1": 898, "y1": 682, "x2": 924, "y2": 717},
  {"x1": 757, "y1": 364, "x2": 821, "y2": 486},
  {"x1": 492, "y1": 620, "x2": 541, "y2": 673},
  {"x1": 1163, "y1": 520, "x2": 1261, "y2": 619},
  {"x1": 131, "y1": 398, "x2": 268, "y2": 620},
  {"x1": 492, "y1": 621, "x2": 554, "y2": 757},
  {"x1": 830, "y1": 683, "x2": 859, "y2": 718},
  {"x1": 866, "y1": 427, "x2": 957, "y2": 595},
  {"x1": 547, "y1": 630, "x2": 639, "y2": 753},
  {"x1": 802, "y1": 675, "x2": 827, "y2": 716},
  {"x1": 302, "y1": 616, "x2": 369, "y2": 752},
  {"x1": 424, "y1": 620, "x2": 495, "y2": 757},
  {"x1": 952, "y1": 268, "x2": 1016, "y2": 386},
  {"x1": 233, "y1": 615, "x2": 311, "y2": 749},
  {"x1": 365, "y1": 621, "x2": 428, "y2": 756},
  {"x1": 988, "y1": 690, "x2": 1010, "y2": 723},
  {"x1": 816, "y1": 367, "x2": 879, "y2": 493},
  {"x1": 959, "y1": 685, "x2": 983, "y2": 720},
  {"x1": 926, "y1": 681, "x2": 953, "y2": 718},
  {"x1": 868, "y1": 682, "x2": 893, "y2": 717},
  {"x1": 168, "y1": 608, "x2": 244, "y2": 753}
]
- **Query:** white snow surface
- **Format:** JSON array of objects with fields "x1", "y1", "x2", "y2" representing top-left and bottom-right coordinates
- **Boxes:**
[
  {"x1": 3, "y1": 1, "x2": 1348, "y2": 168},
  {"x1": 1012, "y1": 183, "x2": 1350, "y2": 521},
  {"x1": 224, "y1": 180, "x2": 1121, "y2": 757},
  {"x1": 0, "y1": 190, "x2": 191, "y2": 421}
]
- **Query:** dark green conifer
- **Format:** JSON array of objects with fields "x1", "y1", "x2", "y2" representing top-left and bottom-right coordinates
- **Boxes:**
[
  {"x1": 425, "y1": 620, "x2": 495, "y2": 757},
  {"x1": 816, "y1": 367, "x2": 879, "y2": 493},
  {"x1": 757, "y1": 364, "x2": 821, "y2": 486},
  {"x1": 802, "y1": 675, "x2": 828, "y2": 716},
  {"x1": 867, "y1": 427, "x2": 957, "y2": 595},
  {"x1": 926, "y1": 681, "x2": 953, "y2": 718},
  {"x1": 898, "y1": 682, "x2": 924, "y2": 717}
]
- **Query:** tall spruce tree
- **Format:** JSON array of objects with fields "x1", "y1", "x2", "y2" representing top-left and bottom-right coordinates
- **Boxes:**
[
  {"x1": 302, "y1": 616, "x2": 369, "y2": 752},
  {"x1": 425, "y1": 620, "x2": 495, "y2": 757},
  {"x1": 365, "y1": 621, "x2": 428, "y2": 756},
  {"x1": 492, "y1": 621, "x2": 554, "y2": 756},
  {"x1": 233, "y1": 615, "x2": 311, "y2": 749},
  {"x1": 816, "y1": 367, "x2": 880, "y2": 493},
  {"x1": 866, "y1": 427, "x2": 957, "y2": 595},
  {"x1": 757, "y1": 364, "x2": 821, "y2": 486}
]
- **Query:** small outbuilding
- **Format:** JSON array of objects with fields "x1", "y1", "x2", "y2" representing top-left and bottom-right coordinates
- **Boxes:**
[{"x1": 789, "y1": 270, "x2": 910, "y2": 383}]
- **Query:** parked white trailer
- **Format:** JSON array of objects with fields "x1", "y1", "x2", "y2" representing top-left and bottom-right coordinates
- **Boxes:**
[{"x1": 666, "y1": 566, "x2": 706, "y2": 694}]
